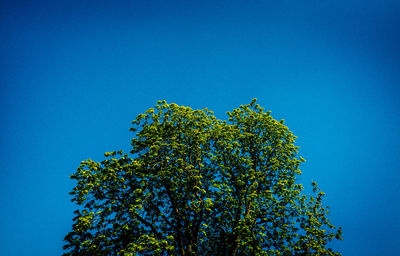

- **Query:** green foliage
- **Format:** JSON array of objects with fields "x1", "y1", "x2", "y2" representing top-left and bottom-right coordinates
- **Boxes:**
[{"x1": 64, "y1": 100, "x2": 342, "y2": 256}]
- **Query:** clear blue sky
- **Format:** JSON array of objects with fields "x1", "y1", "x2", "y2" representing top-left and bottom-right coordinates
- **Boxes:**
[{"x1": 1, "y1": 0, "x2": 399, "y2": 255}]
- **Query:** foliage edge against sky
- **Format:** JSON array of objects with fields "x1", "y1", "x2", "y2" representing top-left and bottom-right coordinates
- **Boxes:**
[{"x1": 64, "y1": 99, "x2": 342, "y2": 256}]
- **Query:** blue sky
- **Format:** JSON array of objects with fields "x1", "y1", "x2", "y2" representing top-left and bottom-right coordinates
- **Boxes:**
[{"x1": 1, "y1": 0, "x2": 399, "y2": 255}]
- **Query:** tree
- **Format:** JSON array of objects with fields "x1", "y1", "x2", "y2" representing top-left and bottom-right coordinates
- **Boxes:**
[{"x1": 64, "y1": 99, "x2": 342, "y2": 256}]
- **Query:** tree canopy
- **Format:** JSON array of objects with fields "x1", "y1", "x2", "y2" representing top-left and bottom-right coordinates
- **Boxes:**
[{"x1": 64, "y1": 99, "x2": 342, "y2": 256}]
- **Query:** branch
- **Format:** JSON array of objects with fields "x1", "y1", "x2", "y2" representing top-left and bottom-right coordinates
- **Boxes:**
[
  {"x1": 164, "y1": 180, "x2": 185, "y2": 256},
  {"x1": 132, "y1": 211, "x2": 163, "y2": 239}
]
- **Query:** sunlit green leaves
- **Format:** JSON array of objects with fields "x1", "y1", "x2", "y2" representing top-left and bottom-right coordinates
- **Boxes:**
[{"x1": 64, "y1": 99, "x2": 342, "y2": 256}]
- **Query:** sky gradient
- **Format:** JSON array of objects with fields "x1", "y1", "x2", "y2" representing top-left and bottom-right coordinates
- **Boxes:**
[{"x1": 1, "y1": 0, "x2": 400, "y2": 255}]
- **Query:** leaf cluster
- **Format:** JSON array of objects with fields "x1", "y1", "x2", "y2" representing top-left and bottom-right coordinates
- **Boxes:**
[{"x1": 64, "y1": 100, "x2": 342, "y2": 256}]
